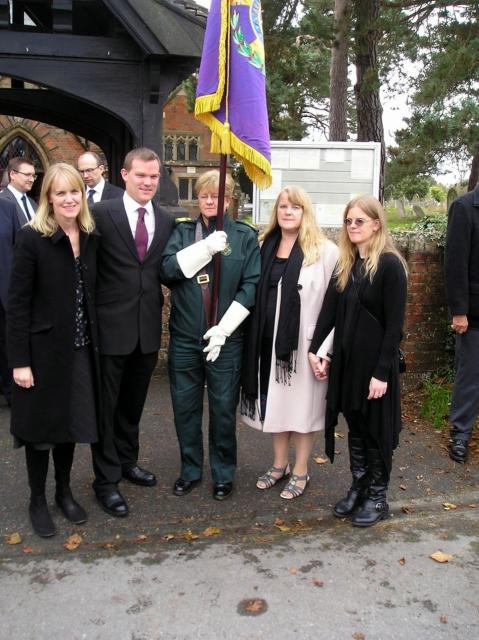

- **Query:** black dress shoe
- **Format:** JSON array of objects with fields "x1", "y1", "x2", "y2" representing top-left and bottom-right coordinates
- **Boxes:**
[
  {"x1": 213, "y1": 482, "x2": 233, "y2": 501},
  {"x1": 96, "y1": 490, "x2": 129, "y2": 517},
  {"x1": 449, "y1": 439, "x2": 469, "y2": 464},
  {"x1": 122, "y1": 465, "x2": 157, "y2": 487},
  {"x1": 173, "y1": 477, "x2": 201, "y2": 496}
]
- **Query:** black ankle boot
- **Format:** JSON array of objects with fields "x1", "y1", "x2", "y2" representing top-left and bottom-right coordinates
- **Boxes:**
[
  {"x1": 333, "y1": 435, "x2": 368, "y2": 517},
  {"x1": 352, "y1": 449, "x2": 390, "y2": 527},
  {"x1": 29, "y1": 495, "x2": 56, "y2": 537},
  {"x1": 55, "y1": 487, "x2": 87, "y2": 524}
]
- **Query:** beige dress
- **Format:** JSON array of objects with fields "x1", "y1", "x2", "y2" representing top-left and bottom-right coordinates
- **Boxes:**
[{"x1": 242, "y1": 239, "x2": 338, "y2": 433}]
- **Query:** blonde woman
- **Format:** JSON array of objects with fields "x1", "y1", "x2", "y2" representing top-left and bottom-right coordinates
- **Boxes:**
[
  {"x1": 241, "y1": 186, "x2": 338, "y2": 499},
  {"x1": 309, "y1": 195, "x2": 407, "y2": 526},
  {"x1": 7, "y1": 163, "x2": 100, "y2": 537}
]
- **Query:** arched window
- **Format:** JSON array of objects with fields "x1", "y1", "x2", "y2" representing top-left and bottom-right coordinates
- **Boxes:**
[{"x1": 0, "y1": 135, "x2": 45, "y2": 196}]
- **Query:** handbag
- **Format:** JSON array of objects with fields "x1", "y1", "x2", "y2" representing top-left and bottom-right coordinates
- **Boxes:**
[{"x1": 352, "y1": 271, "x2": 406, "y2": 374}]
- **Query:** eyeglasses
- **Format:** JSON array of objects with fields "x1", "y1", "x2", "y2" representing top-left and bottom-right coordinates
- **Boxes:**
[
  {"x1": 79, "y1": 167, "x2": 100, "y2": 175},
  {"x1": 13, "y1": 170, "x2": 37, "y2": 181},
  {"x1": 344, "y1": 217, "x2": 372, "y2": 227}
]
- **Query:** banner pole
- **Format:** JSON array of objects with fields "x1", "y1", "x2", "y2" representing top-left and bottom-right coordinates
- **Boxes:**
[{"x1": 209, "y1": 152, "x2": 228, "y2": 327}]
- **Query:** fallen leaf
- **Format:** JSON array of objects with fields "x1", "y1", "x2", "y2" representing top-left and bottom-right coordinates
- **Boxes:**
[
  {"x1": 467, "y1": 504, "x2": 479, "y2": 509},
  {"x1": 202, "y1": 526, "x2": 221, "y2": 537},
  {"x1": 163, "y1": 534, "x2": 175, "y2": 541},
  {"x1": 183, "y1": 529, "x2": 199, "y2": 541},
  {"x1": 402, "y1": 506, "x2": 415, "y2": 514},
  {"x1": 103, "y1": 543, "x2": 116, "y2": 549},
  {"x1": 442, "y1": 502, "x2": 457, "y2": 510},
  {"x1": 244, "y1": 599, "x2": 266, "y2": 614},
  {"x1": 313, "y1": 456, "x2": 328, "y2": 465},
  {"x1": 416, "y1": 475, "x2": 424, "y2": 480},
  {"x1": 430, "y1": 551, "x2": 453, "y2": 563},
  {"x1": 274, "y1": 518, "x2": 285, "y2": 526},
  {"x1": 352, "y1": 633, "x2": 366, "y2": 640},
  {"x1": 399, "y1": 485, "x2": 407, "y2": 491},
  {"x1": 275, "y1": 524, "x2": 291, "y2": 533},
  {"x1": 334, "y1": 432, "x2": 344, "y2": 439},
  {"x1": 398, "y1": 557, "x2": 406, "y2": 565},
  {"x1": 136, "y1": 534, "x2": 148, "y2": 542},
  {"x1": 440, "y1": 615, "x2": 448, "y2": 624},
  {"x1": 63, "y1": 533, "x2": 83, "y2": 551},
  {"x1": 5, "y1": 532, "x2": 22, "y2": 545},
  {"x1": 22, "y1": 546, "x2": 33, "y2": 554},
  {"x1": 289, "y1": 567, "x2": 298, "y2": 575},
  {"x1": 312, "y1": 578, "x2": 324, "y2": 587}
]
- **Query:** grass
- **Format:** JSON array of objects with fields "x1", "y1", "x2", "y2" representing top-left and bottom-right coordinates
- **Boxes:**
[{"x1": 420, "y1": 378, "x2": 452, "y2": 430}]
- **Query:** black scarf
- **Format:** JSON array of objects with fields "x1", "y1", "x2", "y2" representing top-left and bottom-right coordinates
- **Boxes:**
[{"x1": 241, "y1": 227, "x2": 303, "y2": 418}]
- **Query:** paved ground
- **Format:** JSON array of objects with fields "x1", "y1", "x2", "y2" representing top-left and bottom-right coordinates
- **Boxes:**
[{"x1": 0, "y1": 370, "x2": 478, "y2": 639}]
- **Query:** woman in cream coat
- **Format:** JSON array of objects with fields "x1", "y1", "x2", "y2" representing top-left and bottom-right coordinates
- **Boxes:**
[{"x1": 241, "y1": 186, "x2": 337, "y2": 499}]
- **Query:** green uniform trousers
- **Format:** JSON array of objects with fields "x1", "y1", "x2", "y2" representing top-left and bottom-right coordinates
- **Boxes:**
[{"x1": 168, "y1": 335, "x2": 243, "y2": 484}]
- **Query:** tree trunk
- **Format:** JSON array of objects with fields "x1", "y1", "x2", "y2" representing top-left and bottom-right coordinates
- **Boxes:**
[
  {"x1": 467, "y1": 143, "x2": 479, "y2": 191},
  {"x1": 329, "y1": 0, "x2": 351, "y2": 141},
  {"x1": 353, "y1": 0, "x2": 385, "y2": 201}
]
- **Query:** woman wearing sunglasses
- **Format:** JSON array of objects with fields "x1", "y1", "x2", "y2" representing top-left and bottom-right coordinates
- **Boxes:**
[{"x1": 309, "y1": 195, "x2": 407, "y2": 526}]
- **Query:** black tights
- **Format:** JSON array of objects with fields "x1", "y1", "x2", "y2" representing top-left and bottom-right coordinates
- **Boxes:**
[
  {"x1": 344, "y1": 411, "x2": 378, "y2": 449},
  {"x1": 25, "y1": 443, "x2": 75, "y2": 496}
]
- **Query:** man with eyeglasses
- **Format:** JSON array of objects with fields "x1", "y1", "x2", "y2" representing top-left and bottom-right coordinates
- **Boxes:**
[
  {"x1": 77, "y1": 152, "x2": 124, "y2": 204},
  {"x1": 0, "y1": 157, "x2": 38, "y2": 226}
]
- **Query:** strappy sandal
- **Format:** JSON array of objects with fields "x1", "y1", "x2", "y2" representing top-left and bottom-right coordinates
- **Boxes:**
[
  {"x1": 280, "y1": 473, "x2": 310, "y2": 500},
  {"x1": 256, "y1": 464, "x2": 290, "y2": 490}
]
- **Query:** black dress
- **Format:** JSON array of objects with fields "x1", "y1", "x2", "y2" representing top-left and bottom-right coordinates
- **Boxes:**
[{"x1": 310, "y1": 253, "x2": 407, "y2": 469}]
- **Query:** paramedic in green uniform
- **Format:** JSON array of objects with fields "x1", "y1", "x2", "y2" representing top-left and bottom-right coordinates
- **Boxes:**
[{"x1": 161, "y1": 170, "x2": 260, "y2": 500}]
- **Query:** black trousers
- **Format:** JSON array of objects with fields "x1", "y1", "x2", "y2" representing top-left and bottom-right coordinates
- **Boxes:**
[
  {"x1": 0, "y1": 302, "x2": 12, "y2": 405},
  {"x1": 92, "y1": 344, "x2": 158, "y2": 495}
]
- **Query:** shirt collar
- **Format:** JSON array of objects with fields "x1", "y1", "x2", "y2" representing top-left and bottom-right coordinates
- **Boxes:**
[
  {"x1": 89, "y1": 178, "x2": 105, "y2": 195},
  {"x1": 7, "y1": 184, "x2": 27, "y2": 201},
  {"x1": 123, "y1": 191, "x2": 154, "y2": 217}
]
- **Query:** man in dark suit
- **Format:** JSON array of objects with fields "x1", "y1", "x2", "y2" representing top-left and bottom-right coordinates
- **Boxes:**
[
  {"x1": 445, "y1": 184, "x2": 479, "y2": 464},
  {"x1": 91, "y1": 147, "x2": 174, "y2": 516},
  {"x1": 0, "y1": 198, "x2": 21, "y2": 406},
  {"x1": 0, "y1": 157, "x2": 38, "y2": 226},
  {"x1": 77, "y1": 151, "x2": 124, "y2": 205}
]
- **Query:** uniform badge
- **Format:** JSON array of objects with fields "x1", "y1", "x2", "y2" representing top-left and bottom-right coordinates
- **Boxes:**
[{"x1": 222, "y1": 243, "x2": 232, "y2": 256}]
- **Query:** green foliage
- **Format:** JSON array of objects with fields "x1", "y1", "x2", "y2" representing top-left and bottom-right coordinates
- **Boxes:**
[
  {"x1": 429, "y1": 184, "x2": 447, "y2": 203},
  {"x1": 410, "y1": 213, "x2": 448, "y2": 246},
  {"x1": 421, "y1": 378, "x2": 452, "y2": 431}
]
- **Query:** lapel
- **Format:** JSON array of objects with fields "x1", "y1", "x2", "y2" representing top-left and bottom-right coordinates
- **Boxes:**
[
  {"x1": 3, "y1": 188, "x2": 29, "y2": 226},
  {"x1": 108, "y1": 201, "x2": 139, "y2": 261},
  {"x1": 144, "y1": 205, "x2": 166, "y2": 260}
]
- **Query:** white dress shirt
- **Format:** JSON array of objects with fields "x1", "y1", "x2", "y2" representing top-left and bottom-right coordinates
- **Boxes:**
[
  {"x1": 123, "y1": 192, "x2": 155, "y2": 250},
  {"x1": 87, "y1": 178, "x2": 105, "y2": 203},
  {"x1": 7, "y1": 185, "x2": 35, "y2": 219}
]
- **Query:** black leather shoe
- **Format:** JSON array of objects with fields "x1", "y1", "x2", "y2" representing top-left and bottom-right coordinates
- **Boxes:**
[
  {"x1": 55, "y1": 488, "x2": 87, "y2": 524},
  {"x1": 173, "y1": 477, "x2": 201, "y2": 496},
  {"x1": 449, "y1": 439, "x2": 469, "y2": 464},
  {"x1": 122, "y1": 465, "x2": 157, "y2": 487},
  {"x1": 213, "y1": 482, "x2": 233, "y2": 501},
  {"x1": 96, "y1": 491, "x2": 129, "y2": 517}
]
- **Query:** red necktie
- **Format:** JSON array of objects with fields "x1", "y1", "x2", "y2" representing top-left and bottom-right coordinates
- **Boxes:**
[{"x1": 135, "y1": 207, "x2": 148, "y2": 261}]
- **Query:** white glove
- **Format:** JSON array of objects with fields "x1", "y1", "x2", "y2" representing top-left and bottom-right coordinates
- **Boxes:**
[
  {"x1": 176, "y1": 231, "x2": 227, "y2": 278},
  {"x1": 203, "y1": 301, "x2": 250, "y2": 362}
]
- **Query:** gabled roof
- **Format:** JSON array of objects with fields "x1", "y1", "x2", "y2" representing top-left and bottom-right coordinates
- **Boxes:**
[{"x1": 102, "y1": 0, "x2": 206, "y2": 57}]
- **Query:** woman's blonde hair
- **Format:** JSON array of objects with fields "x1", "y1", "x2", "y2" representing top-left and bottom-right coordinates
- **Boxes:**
[
  {"x1": 335, "y1": 194, "x2": 408, "y2": 291},
  {"x1": 195, "y1": 169, "x2": 235, "y2": 198},
  {"x1": 261, "y1": 185, "x2": 326, "y2": 266},
  {"x1": 31, "y1": 163, "x2": 95, "y2": 236}
]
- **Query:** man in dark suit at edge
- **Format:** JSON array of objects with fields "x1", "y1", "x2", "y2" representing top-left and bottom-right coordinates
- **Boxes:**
[
  {"x1": 0, "y1": 198, "x2": 20, "y2": 406},
  {"x1": 77, "y1": 151, "x2": 124, "y2": 204},
  {"x1": 0, "y1": 157, "x2": 38, "y2": 225},
  {"x1": 92, "y1": 147, "x2": 174, "y2": 516}
]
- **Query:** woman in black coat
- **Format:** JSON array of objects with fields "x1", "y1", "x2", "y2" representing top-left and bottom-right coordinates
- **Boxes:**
[
  {"x1": 7, "y1": 163, "x2": 100, "y2": 537},
  {"x1": 309, "y1": 195, "x2": 407, "y2": 527}
]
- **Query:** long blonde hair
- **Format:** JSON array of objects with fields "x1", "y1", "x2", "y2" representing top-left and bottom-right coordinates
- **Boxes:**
[
  {"x1": 335, "y1": 194, "x2": 408, "y2": 291},
  {"x1": 261, "y1": 185, "x2": 326, "y2": 266},
  {"x1": 31, "y1": 163, "x2": 95, "y2": 236}
]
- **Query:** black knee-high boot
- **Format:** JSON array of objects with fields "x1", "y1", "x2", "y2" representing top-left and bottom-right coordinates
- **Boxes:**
[
  {"x1": 53, "y1": 443, "x2": 87, "y2": 524},
  {"x1": 25, "y1": 445, "x2": 55, "y2": 537},
  {"x1": 352, "y1": 448, "x2": 390, "y2": 527},
  {"x1": 333, "y1": 434, "x2": 368, "y2": 517}
]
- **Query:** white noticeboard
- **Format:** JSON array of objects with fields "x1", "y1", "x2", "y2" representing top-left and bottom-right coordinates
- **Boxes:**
[{"x1": 253, "y1": 141, "x2": 381, "y2": 227}]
